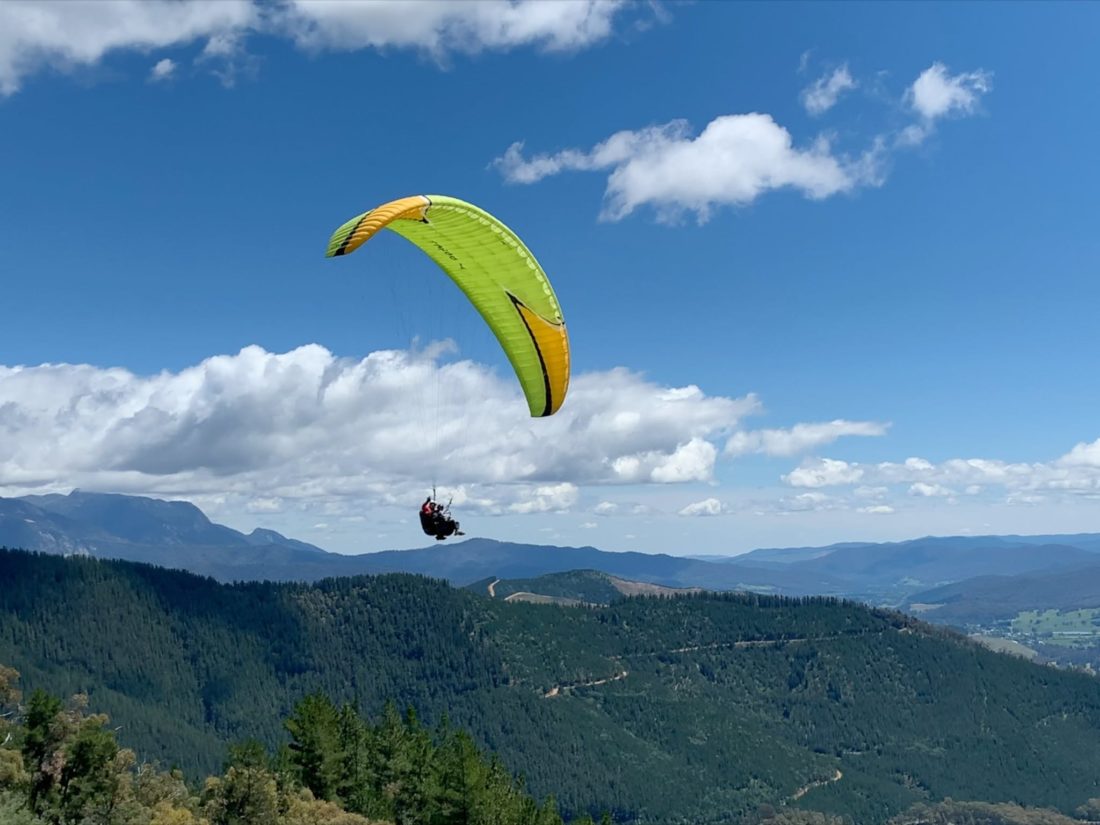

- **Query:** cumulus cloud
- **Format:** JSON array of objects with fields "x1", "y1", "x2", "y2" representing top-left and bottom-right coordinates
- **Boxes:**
[
  {"x1": 678, "y1": 497, "x2": 726, "y2": 517},
  {"x1": 495, "y1": 113, "x2": 885, "y2": 223},
  {"x1": 909, "y1": 62, "x2": 991, "y2": 120},
  {"x1": 781, "y1": 441, "x2": 1100, "y2": 505},
  {"x1": 900, "y1": 62, "x2": 992, "y2": 146},
  {"x1": 909, "y1": 482, "x2": 953, "y2": 498},
  {"x1": 0, "y1": 344, "x2": 759, "y2": 511},
  {"x1": 857, "y1": 504, "x2": 894, "y2": 515},
  {"x1": 801, "y1": 64, "x2": 856, "y2": 115},
  {"x1": 777, "y1": 492, "x2": 839, "y2": 513},
  {"x1": 0, "y1": 0, "x2": 254, "y2": 96},
  {"x1": 497, "y1": 59, "x2": 992, "y2": 222},
  {"x1": 0, "y1": 0, "x2": 640, "y2": 97},
  {"x1": 758, "y1": 433, "x2": 1100, "y2": 518},
  {"x1": 784, "y1": 458, "x2": 864, "y2": 488},
  {"x1": 245, "y1": 496, "x2": 282, "y2": 513},
  {"x1": 275, "y1": 0, "x2": 631, "y2": 55},
  {"x1": 149, "y1": 57, "x2": 176, "y2": 81},
  {"x1": 875, "y1": 457, "x2": 1040, "y2": 489},
  {"x1": 613, "y1": 437, "x2": 718, "y2": 483},
  {"x1": 725, "y1": 419, "x2": 888, "y2": 458},
  {"x1": 508, "y1": 482, "x2": 578, "y2": 513},
  {"x1": 1059, "y1": 437, "x2": 1100, "y2": 468},
  {"x1": 854, "y1": 485, "x2": 888, "y2": 499},
  {"x1": 594, "y1": 501, "x2": 618, "y2": 515}
]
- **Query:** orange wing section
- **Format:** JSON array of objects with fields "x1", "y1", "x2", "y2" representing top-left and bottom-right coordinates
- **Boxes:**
[
  {"x1": 329, "y1": 196, "x2": 431, "y2": 257},
  {"x1": 513, "y1": 297, "x2": 569, "y2": 416}
]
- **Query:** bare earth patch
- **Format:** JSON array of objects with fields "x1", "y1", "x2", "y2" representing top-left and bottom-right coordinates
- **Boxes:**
[{"x1": 608, "y1": 576, "x2": 702, "y2": 598}]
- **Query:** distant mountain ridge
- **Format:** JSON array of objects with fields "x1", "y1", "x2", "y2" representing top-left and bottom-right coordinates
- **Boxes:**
[
  {"x1": 2, "y1": 491, "x2": 1099, "y2": 602},
  {"x1": 903, "y1": 564, "x2": 1100, "y2": 624},
  {"x1": 0, "y1": 490, "x2": 327, "y2": 568}
]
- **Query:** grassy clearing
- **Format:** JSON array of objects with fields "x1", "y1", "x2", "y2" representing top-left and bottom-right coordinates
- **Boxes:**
[
  {"x1": 970, "y1": 634, "x2": 1039, "y2": 660},
  {"x1": 1012, "y1": 608, "x2": 1100, "y2": 647}
]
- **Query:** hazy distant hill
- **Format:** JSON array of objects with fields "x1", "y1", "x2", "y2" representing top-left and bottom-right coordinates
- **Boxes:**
[
  {"x1": 904, "y1": 563, "x2": 1100, "y2": 624},
  {"x1": 349, "y1": 538, "x2": 853, "y2": 593},
  {"x1": 5, "y1": 548, "x2": 1100, "y2": 823},
  {"x1": 22, "y1": 491, "x2": 254, "y2": 547},
  {"x1": 1, "y1": 490, "x2": 326, "y2": 566},
  {"x1": 995, "y1": 533, "x2": 1100, "y2": 554},
  {"x1": 729, "y1": 536, "x2": 1100, "y2": 604},
  {"x1": 0, "y1": 492, "x2": 847, "y2": 592},
  {"x1": 725, "y1": 542, "x2": 874, "y2": 567},
  {"x1": 800, "y1": 539, "x2": 1097, "y2": 586},
  {"x1": 4, "y1": 492, "x2": 1100, "y2": 602}
]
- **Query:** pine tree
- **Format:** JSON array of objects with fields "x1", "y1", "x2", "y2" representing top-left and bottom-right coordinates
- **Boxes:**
[{"x1": 285, "y1": 693, "x2": 344, "y2": 802}]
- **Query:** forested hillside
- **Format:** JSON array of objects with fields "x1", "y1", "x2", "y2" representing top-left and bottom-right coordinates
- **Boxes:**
[{"x1": 3, "y1": 548, "x2": 1100, "y2": 824}]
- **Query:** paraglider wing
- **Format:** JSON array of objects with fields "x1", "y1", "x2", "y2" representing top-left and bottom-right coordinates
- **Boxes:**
[{"x1": 326, "y1": 195, "x2": 569, "y2": 417}]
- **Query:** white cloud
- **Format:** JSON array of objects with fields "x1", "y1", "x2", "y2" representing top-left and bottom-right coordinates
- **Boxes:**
[
  {"x1": 857, "y1": 504, "x2": 894, "y2": 515},
  {"x1": 613, "y1": 437, "x2": 718, "y2": 484},
  {"x1": 725, "y1": 419, "x2": 888, "y2": 457},
  {"x1": 494, "y1": 112, "x2": 884, "y2": 223},
  {"x1": 678, "y1": 497, "x2": 726, "y2": 517},
  {"x1": 508, "y1": 482, "x2": 578, "y2": 513},
  {"x1": 275, "y1": 0, "x2": 631, "y2": 55},
  {"x1": 594, "y1": 501, "x2": 618, "y2": 515},
  {"x1": 0, "y1": 0, "x2": 639, "y2": 97},
  {"x1": 195, "y1": 30, "x2": 255, "y2": 87},
  {"x1": 908, "y1": 62, "x2": 991, "y2": 120},
  {"x1": 900, "y1": 62, "x2": 992, "y2": 146},
  {"x1": 201, "y1": 30, "x2": 241, "y2": 59},
  {"x1": 149, "y1": 57, "x2": 176, "y2": 81},
  {"x1": 780, "y1": 442, "x2": 1100, "y2": 504},
  {"x1": 1059, "y1": 437, "x2": 1100, "y2": 468},
  {"x1": 876, "y1": 457, "x2": 1038, "y2": 488},
  {"x1": 1006, "y1": 492, "x2": 1046, "y2": 506},
  {"x1": 854, "y1": 485, "x2": 888, "y2": 499},
  {"x1": 245, "y1": 496, "x2": 282, "y2": 513},
  {"x1": 801, "y1": 64, "x2": 856, "y2": 115},
  {"x1": 580, "y1": 521, "x2": 597, "y2": 529},
  {"x1": 496, "y1": 59, "x2": 992, "y2": 222},
  {"x1": 0, "y1": 0, "x2": 254, "y2": 96},
  {"x1": 783, "y1": 458, "x2": 864, "y2": 488},
  {"x1": 909, "y1": 482, "x2": 953, "y2": 497},
  {"x1": 0, "y1": 344, "x2": 756, "y2": 509},
  {"x1": 778, "y1": 492, "x2": 838, "y2": 513}
]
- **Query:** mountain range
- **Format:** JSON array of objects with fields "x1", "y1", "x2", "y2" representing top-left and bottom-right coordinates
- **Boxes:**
[
  {"x1": 4, "y1": 491, "x2": 1100, "y2": 610},
  {"x1": 902, "y1": 564, "x2": 1100, "y2": 624}
]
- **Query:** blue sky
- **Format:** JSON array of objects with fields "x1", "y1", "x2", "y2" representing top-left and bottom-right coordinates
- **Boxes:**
[{"x1": 2, "y1": 0, "x2": 1099, "y2": 555}]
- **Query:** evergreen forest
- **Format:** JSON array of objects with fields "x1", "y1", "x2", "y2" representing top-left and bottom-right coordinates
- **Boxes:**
[{"x1": 3, "y1": 548, "x2": 1100, "y2": 823}]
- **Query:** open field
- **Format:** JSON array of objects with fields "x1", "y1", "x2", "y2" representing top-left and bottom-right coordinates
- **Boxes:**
[{"x1": 1012, "y1": 609, "x2": 1100, "y2": 648}]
